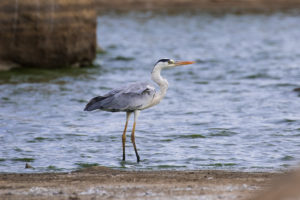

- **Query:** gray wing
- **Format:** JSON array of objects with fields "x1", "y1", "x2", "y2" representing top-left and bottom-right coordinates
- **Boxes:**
[{"x1": 84, "y1": 82, "x2": 156, "y2": 112}]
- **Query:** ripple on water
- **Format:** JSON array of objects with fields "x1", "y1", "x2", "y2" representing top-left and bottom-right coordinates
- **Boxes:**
[{"x1": 0, "y1": 12, "x2": 300, "y2": 172}]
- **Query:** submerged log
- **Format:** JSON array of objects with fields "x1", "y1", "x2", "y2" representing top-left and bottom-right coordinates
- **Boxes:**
[{"x1": 0, "y1": 0, "x2": 96, "y2": 69}]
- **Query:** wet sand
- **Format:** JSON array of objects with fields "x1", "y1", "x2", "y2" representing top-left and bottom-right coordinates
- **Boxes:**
[{"x1": 0, "y1": 166, "x2": 281, "y2": 200}]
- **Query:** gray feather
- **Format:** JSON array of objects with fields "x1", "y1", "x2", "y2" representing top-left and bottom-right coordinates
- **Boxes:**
[{"x1": 84, "y1": 82, "x2": 156, "y2": 112}]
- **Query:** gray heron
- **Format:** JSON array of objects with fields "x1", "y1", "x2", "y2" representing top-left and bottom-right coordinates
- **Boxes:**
[{"x1": 84, "y1": 58, "x2": 195, "y2": 162}]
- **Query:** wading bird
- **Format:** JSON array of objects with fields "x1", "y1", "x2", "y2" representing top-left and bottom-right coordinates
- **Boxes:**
[{"x1": 84, "y1": 59, "x2": 195, "y2": 162}]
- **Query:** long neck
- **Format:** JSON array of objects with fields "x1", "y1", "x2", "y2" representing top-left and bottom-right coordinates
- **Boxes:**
[{"x1": 151, "y1": 65, "x2": 168, "y2": 102}]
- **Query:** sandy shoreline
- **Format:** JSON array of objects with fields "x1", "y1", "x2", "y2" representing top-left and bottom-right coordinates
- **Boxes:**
[{"x1": 0, "y1": 166, "x2": 281, "y2": 200}]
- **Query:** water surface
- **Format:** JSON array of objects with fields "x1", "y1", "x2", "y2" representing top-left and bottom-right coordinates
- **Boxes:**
[{"x1": 0, "y1": 12, "x2": 300, "y2": 172}]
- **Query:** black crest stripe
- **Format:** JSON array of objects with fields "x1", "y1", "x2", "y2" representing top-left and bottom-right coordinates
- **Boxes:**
[{"x1": 155, "y1": 58, "x2": 171, "y2": 65}]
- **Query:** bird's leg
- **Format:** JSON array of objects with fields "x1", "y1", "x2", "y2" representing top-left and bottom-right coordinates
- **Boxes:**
[
  {"x1": 122, "y1": 112, "x2": 132, "y2": 161},
  {"x1": 131, "y1": 110, "x2": 140, "y2": 162}
]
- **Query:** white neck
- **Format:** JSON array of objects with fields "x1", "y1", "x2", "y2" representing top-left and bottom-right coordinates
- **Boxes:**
[{"x1": 151, "y1": 65, "x2": 168, "y2": 105}]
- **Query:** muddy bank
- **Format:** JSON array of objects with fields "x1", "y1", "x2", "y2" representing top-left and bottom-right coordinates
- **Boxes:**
[
  {"x1": 95, "y1": 0, "x2": 300, "y2": 13},
  {"x1": 0, "y1": 167, "x2": 280, "y2": 200}
]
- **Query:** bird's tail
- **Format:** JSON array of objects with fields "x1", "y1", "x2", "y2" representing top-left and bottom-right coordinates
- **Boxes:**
[{"x1": 84, "y1": 96, "x2": 107, "y2": 111}]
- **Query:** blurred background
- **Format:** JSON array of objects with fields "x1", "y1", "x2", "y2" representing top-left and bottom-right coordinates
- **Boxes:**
[{"x1": 0, "y1": 0, "x2": 299, "y2": 173}]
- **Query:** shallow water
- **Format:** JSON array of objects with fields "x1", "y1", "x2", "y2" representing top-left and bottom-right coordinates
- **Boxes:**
[{"x1": 1, "y1": 12, "x2": 300, "y2": 172}]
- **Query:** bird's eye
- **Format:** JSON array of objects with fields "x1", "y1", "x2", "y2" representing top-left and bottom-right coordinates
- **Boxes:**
[{"x1": 168, "y1": 60, "x2": 174, "y2": 64}]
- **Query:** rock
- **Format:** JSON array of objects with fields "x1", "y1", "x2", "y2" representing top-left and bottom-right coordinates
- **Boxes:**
[
  {"x1": 0, "y1": 0, "x2": 96, "y2": 68},
  {"x1": 25, "y1": 163, "x2": 33, "y2": 169}
]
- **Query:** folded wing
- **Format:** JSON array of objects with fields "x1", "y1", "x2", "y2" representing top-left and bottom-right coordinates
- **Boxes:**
[{"x1": 84, "y1": 82, "x2": 156, "y2": 112}]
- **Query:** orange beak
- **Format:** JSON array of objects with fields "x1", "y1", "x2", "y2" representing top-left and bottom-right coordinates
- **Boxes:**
[{"x1": 174, "y1": 61, "x2": 195, "y2": 66}]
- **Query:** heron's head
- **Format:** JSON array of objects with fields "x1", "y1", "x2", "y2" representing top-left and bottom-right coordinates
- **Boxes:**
[{"x1": 154, "y1": 58, "x2": 195, "y2": 70}]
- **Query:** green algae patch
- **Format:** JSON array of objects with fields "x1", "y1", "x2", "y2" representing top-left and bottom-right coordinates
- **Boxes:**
[
  {"x1": 161, "y1": 139, "x2": 173, "y2": 142},
  {"x1": 12, "y1": 158, "x2": 35, "y2": 162},
  {"x1": 96, "y1": 48, "x2": 107, "y2": 55},
  {"x1": 210, "y1": 131, "x2": 238, "y2": 137},
  {"x1": 34, "y1": 137, "x2": 48, "y2": 141},
  {"x1": 46, "y1": 165, "x2": 64, "y2": 171},
  {"x1": 281, "y1": 155, "x2": 294, "y2": 161},
  {"x1": 179, "y1": 134, "x2": 206, "y2": 139},
  {"x1": 206, "y1": 163, "x2": 237, "y2": 167},
  {"x1": 113, "y1": 56, "x2": 135, "y2": 61},
  {"x1": 76, "y1": 163, "x2": 99, "y2": 169}
]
